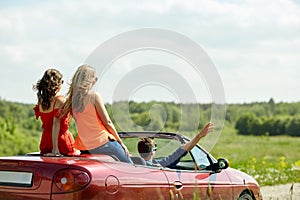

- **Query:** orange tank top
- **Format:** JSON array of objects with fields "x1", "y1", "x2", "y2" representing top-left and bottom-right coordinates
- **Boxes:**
[{"x1": 73, "y1": 100, "x2": 116, "y2": 150}]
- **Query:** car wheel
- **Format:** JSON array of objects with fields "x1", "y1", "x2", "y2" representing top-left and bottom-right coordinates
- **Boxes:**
[{"x1": 237, "y1": 192, "x2": 254, "y2": 200}]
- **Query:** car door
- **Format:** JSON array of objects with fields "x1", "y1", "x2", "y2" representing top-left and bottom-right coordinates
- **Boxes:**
[{"x1": 162, "y1": 146, "x2": 233, "y2": 200}]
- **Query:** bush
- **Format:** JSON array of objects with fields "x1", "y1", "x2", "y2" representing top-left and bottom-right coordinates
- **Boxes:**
[{"x1": 235, "y1": 114, "x2": 300, "y2": 137}]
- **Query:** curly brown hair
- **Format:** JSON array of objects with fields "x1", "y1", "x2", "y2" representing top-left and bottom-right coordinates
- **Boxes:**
[{"x1": 33, "y1": 69, "x2": 63, "y2": 110}]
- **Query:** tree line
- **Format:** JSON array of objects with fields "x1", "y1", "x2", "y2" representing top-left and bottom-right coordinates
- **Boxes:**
[
  {"x1": 232, "y1": 99, "x2": 300, "y2": 136},
  {"x1": 235, "y1": 113, "x2": 300, "y2": 136},
  {"x1": 0, "y1": 98, "x2": 299, "y2": 156}
]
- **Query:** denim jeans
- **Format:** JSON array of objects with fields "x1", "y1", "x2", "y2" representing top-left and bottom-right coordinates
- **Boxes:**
[{"x1": 83, "y1": 140, "x2": 132, "y2": 163}]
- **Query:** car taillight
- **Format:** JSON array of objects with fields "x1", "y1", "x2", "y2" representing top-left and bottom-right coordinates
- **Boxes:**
[{"x1": 52, "y1": 169, "x2": 90, "y2": 193}]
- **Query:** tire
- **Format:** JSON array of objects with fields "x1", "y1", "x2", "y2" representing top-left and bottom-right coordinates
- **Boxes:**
[{"x1": 237, "y1": 192, "x2": 254, "y2": 200}]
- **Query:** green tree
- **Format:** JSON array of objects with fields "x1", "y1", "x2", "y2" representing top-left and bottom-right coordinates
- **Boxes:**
[
  {"x1": 286, "y1": 117, "x2": 300, "y2": 136},
  {"x1": 235, "y1": 113, "x2": 257, "y2": 135}
]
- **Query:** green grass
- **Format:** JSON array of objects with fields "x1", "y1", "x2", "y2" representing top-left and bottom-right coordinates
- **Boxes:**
[
  {"x1": 208, "y1": 124, "x2": 300, "y2": 186},
  {"x1": 210, "y1": 125, "x2": 299, "y2": 162}
]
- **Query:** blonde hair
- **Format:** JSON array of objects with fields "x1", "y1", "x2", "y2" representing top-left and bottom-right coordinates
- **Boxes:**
[{"x1": 61, "y1": 64, "x2": 96, "y2": 116}]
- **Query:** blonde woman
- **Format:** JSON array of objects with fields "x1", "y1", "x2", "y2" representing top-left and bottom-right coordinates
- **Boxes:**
[
  {"x1": 62, "y1": 65, "x2": 132, "y2": 163},
  {"x1": 33, "y1": 69, "x2": 77, "y2": 156}
]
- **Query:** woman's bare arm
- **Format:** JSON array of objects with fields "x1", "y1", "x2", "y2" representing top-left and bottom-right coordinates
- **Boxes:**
[
  {"x1": 93, "y1": 92, "x2": 129, "y2": 154},
  {"x1": 50, "y1": 95, "x2": 64, "y2": 155}
]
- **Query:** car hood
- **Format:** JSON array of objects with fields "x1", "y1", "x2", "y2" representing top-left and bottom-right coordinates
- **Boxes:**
[{"x1": 224, "y1": 167, "x2": 259, "y2": 186}]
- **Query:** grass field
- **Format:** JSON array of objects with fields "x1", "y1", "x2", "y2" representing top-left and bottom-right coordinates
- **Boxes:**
[{"x1": 207, "y1": 124, "x2": 300, "y2": 186}]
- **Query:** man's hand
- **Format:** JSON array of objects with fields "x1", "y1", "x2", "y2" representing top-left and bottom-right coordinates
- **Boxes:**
[
  {"x1": 199, "y1": 122, "x2": 214, "y2": 138},
  {"x1": 182, "y1": 122, "x2": 214, "y2": 152}
]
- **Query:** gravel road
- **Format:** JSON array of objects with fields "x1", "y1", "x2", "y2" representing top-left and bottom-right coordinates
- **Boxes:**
[{"x1": 260, "y1": 183, "x2": 300, "y2": 200}]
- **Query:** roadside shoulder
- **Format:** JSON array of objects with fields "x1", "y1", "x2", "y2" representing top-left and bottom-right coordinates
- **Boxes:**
[{"x1": 260, "y1": 183, "x2": 300, "y2": 199}]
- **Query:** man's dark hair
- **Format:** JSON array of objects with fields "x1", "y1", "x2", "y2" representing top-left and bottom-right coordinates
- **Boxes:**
[{"x1": 138, "y1": 138, "x2": 155, "y2": 158}]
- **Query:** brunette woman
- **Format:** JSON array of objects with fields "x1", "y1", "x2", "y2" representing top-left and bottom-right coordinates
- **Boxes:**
[{"x1": 33, "y1": 69, "x2": 77, "y2": 156}]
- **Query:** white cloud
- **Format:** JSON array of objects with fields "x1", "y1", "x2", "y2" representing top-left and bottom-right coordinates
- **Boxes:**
[{"x1": 0, "y1": 0, "x2": 299, "y2": 103}]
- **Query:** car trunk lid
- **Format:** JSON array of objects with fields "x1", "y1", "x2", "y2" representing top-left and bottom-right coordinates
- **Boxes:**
[{"x1": 0, "y1": 156, "x2": 69, "y2": 199}]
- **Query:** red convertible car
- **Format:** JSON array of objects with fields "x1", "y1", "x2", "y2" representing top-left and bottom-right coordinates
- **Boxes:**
[{"x1": 0, "y1": 132, "x2": 262, "y2": 200}]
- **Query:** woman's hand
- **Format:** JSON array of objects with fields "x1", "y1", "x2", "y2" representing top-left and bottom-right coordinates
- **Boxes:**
[
  {"x1": 73, "y1": 149, "x2": 81, "y2": 156},
  {"x1": 120, "y1": 142, "x2": 130, "y2": 156},
  {"x1": 44, "y1": 151, "x2": 63, "y2": 157}
]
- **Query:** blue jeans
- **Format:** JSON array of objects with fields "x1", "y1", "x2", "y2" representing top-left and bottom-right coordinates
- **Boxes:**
[{"x1": 83, "y1": 140, "x2": 132, "y2": 163}]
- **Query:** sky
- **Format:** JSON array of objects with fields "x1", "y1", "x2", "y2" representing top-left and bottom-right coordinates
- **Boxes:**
[{"x1": 1, "y1": 0, "x2": 300, "y2": 104}]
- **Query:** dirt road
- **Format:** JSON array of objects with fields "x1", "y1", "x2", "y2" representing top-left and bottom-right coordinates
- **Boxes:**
[{"x1": 260, "y1": 183, "x2": 300, "y2": 200}]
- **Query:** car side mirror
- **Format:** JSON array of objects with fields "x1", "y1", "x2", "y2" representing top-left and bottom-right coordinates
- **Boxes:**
[
  {"x1": 217, "y1": 158, "x2": 229, "y2": 170},
  {"x1": 211, "y1": 158, "x2": 229, "y2": 172}
]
